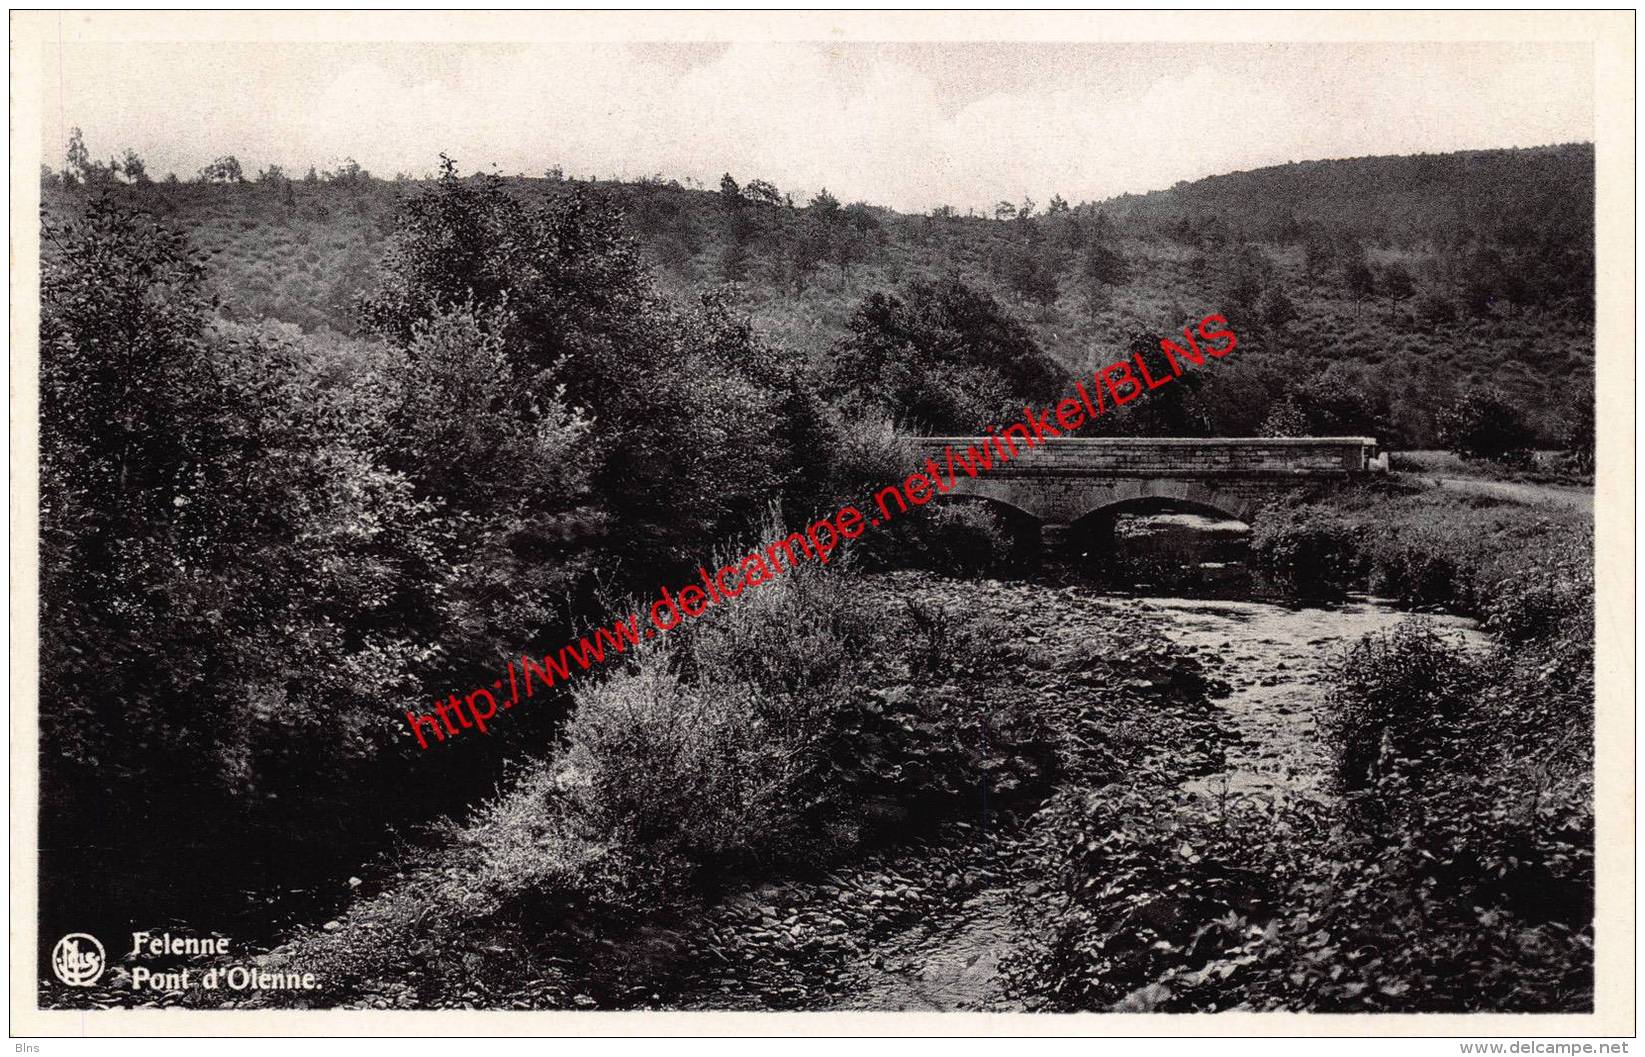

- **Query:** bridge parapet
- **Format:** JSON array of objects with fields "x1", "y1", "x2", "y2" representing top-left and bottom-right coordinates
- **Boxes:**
[
  {"x1": 907, "y1": 436, "x2": 1379, "y2": 526},
  {"x1": 914, "y1": 436, "x2": 1378, "y2": 478}
]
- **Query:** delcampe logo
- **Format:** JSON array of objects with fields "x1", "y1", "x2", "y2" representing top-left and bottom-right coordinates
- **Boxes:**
[{"x1": 50, "y1": 933, "x2": 105, "y2": 987}]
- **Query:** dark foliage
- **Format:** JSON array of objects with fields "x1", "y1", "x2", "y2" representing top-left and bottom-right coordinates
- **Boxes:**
[
  {"x1": 40, "y1": 199, "x2": 434, "y2": 928},
  {"x1": 826, "y1": 277, "x2": 1065, "y2": 433},
  {"x1": 1438, "y1": 389, "x2": 1536, "y2": 464}
]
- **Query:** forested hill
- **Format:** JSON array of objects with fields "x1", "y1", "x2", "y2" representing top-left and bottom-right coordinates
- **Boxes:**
[
  {"x1": 1105, "y1": 144, "x2": 1593, "y2": 249},
  {"x1": 41, "y1": 141, "x2": 1594, "y2": 447}
]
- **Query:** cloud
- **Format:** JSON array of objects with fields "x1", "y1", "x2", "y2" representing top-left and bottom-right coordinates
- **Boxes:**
[{"x1": 42, "y1": 41, "x2": 1591, "y2": 210}]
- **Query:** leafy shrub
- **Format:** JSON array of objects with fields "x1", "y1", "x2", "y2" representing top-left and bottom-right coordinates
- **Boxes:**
[
  {"x1": 1248, "y1": 505, "x2": 1363, "y2": 597},
  {"x1": 1361, "y1": 521, "x2": 1468, "y2": 604},
  {"x1": 1438, "y1": 389, "x2": 1536, "y2": 465},
  {"x1": 1558, "y1": 389, "x2": 1596, "y2": 473},
  {"x1": 824, "y1": 276, "x2": 1065, "y2": 433},
  {"x1": 1482, "y1": 528, "x2": 1593, "y2": 645},
  {"x1": 1006, "y1": 783, "x2": 1313, "y2": 1011},
  {"x1": 561, "y1": 663, "x2": 814, "y2": 882},
  {"x1": 1253, "y1": 484, "x2": 1590, "y2": 619},
  {"x1": 900, "y1": 597, "x2": 953, "y2": 678},
  {"x1": 1267, "y1": 618, "x2": 1593, "y2": 1011},
  {"x1": 1414, "y1": 291, "x2": 1459, "y2": 329},
  {"x1": 1324, "y1": 620, "x2": 1482, "y2": 792},
  {"x1": 39, "y1": 202, "x2": 430, "y2": 876},
  {"x1": 906, "y1": 502, "x2": 1019, "y2": 577},
  {"x1": 358, "y1": 159, "x2": 792, "y2": 575}
]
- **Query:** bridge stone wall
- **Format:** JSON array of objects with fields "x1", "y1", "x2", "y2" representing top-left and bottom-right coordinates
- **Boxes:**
[{"x1": 911, "y1": 436, "x2": 1378, "y2": 525}]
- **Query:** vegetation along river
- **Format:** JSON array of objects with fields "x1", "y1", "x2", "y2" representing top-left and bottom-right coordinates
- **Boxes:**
[
  {"x1": 651, "y1": 514, "x2": 1491, "y2": 1014},
  {"x1": 52, "y1": 513, "x2": 1490, "y2": 1012}
]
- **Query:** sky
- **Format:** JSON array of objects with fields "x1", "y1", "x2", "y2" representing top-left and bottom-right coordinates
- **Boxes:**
[{"x1": 38, "y1": 40, "x2": 1593, "y2": 214}]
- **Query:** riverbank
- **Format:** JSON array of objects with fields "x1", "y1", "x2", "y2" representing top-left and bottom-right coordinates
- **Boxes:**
[
  {"x1": 45, "y1": 568, "x2": 1222, "y2": 1011},
  {"x1": 1250, "y1": 477, "x2": 1592, "y2": 626},
  {"x1": 1393, "y1": 471, "x2": 1593, "y2": 514},
  {"x1": 37, "y1": 474, "x2": 1594, "y2": 1014},
  {"x1": 47, "y1": 535, "x2": 1590, "y2": 1014}
]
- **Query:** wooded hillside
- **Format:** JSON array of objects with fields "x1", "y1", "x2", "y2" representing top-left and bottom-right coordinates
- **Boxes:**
[{"x1": 42, "y1": 141, "x2": 1594, "y2": 449}]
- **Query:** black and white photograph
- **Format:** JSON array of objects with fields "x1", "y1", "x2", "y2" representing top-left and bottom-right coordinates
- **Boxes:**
[{"x1": 8, "y1": 9, "x2": 1634, "y2": 1039}]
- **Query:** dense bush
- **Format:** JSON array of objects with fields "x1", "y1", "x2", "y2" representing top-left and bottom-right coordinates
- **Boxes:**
[
  {"x1": 1252, "y1": 483, "x2": 1592, "y2": 619},
  {"x1": 1006, "y1": 783, "x2": 1312, "y2": 1011},
  {"x1": 908, "y1": 502, "x2": 1022, "y2": 576},
  {"x1": 563, "y1": 552, "x2": 880, "y2": 888},
  {"x1": 358, "y1": 159, "x2": 794, "y2": 576},
  {"x1": 1258, "y1": 366, "x2": 1389, "y2": 440},
  {"x1": 810, "y1": 416, "x2": 1027, "y2": 575},
  {"x1": 1283, "y1": 618, "x2": 1592, "y2": 1011},
  {"x1": 39, "y1": 201, "x2": 433, "y2": 900},
  {"x1": 1325, "y1": 621, "x2": 1482, "y2": 790},
  {"x1": 1247, "y1": 508, "x2": 1365, "y2": 598},
  {"x1": 1438, "y1": 389, "x2": 1536, "y2": 465},
  {"x1": 824, "y1": 277, "x2": 1065, "y2": 433}
]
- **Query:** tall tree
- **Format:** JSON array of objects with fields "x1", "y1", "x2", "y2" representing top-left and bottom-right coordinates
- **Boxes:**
[
  {"x1": 39, "y1": 198, "x2": 428, "y2": 896},
  {"x1": 64, "y1": 126, "x2": 90, "y2": 184},
  {"x1": 828, "y1": 278, "x2": 1063, "y2": 432},
  {"x1": 743, "y1": 178, "x2": 783, "y2": 206},
  {"x1": 359, "y1": 156, "x2": 790, "y2": 571},
  {"x1": 118, "y1": 148, "x2": 149, "y2": 184}
]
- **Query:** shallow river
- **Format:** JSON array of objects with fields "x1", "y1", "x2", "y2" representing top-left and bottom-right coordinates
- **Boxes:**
[
  {"x1": 1134, "y1": 593, "x2": 1487, "y2": 802},
  {"x1": 831, "y1": 558, "x2": 1492, "y2": 1013},
  {"x1": 1100, "y1": 510, "x2": 1490, "y2": 801}
]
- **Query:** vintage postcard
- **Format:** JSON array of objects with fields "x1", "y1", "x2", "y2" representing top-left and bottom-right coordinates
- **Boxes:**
[{"x1": 8, "y1": 9, "x2": 1634, "y2": 1040}]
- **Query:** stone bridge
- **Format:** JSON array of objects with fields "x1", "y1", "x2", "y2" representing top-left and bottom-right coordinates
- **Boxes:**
[{"x1": 911, "y1": 436, "x2": 1382, "y2": 540}]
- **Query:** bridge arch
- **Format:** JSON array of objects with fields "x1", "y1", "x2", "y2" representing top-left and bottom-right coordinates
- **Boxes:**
[
  {"x1": 928, "y1": 487, "x2": 1040, "y2": 525},
  {"x1": 906, "y1": 435, "x2": 1378, "y2": 552},
  {"x1": 1067, "y1": 479, "x2": 1262, "y2": 526}
]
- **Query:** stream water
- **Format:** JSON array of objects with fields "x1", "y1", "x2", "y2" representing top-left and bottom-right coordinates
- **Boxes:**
[{"x1": 828, "y1": 513, "x2": 1490, "y2": 1011}]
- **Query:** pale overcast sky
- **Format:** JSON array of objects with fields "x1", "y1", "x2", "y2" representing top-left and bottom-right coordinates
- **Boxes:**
[{"x1": 39, "y1": 40, "x2": 1593, "y2": 212}]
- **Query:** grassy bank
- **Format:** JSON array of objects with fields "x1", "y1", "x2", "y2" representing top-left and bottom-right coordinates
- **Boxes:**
[{"x1": 1249, "y1": 478, "x2": 1591, "y2": 632}]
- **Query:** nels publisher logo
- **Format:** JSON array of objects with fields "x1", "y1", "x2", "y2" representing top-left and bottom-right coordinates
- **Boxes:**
[{"x1": 50, "y1": 933, "x2": 105, "y2": 987}]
